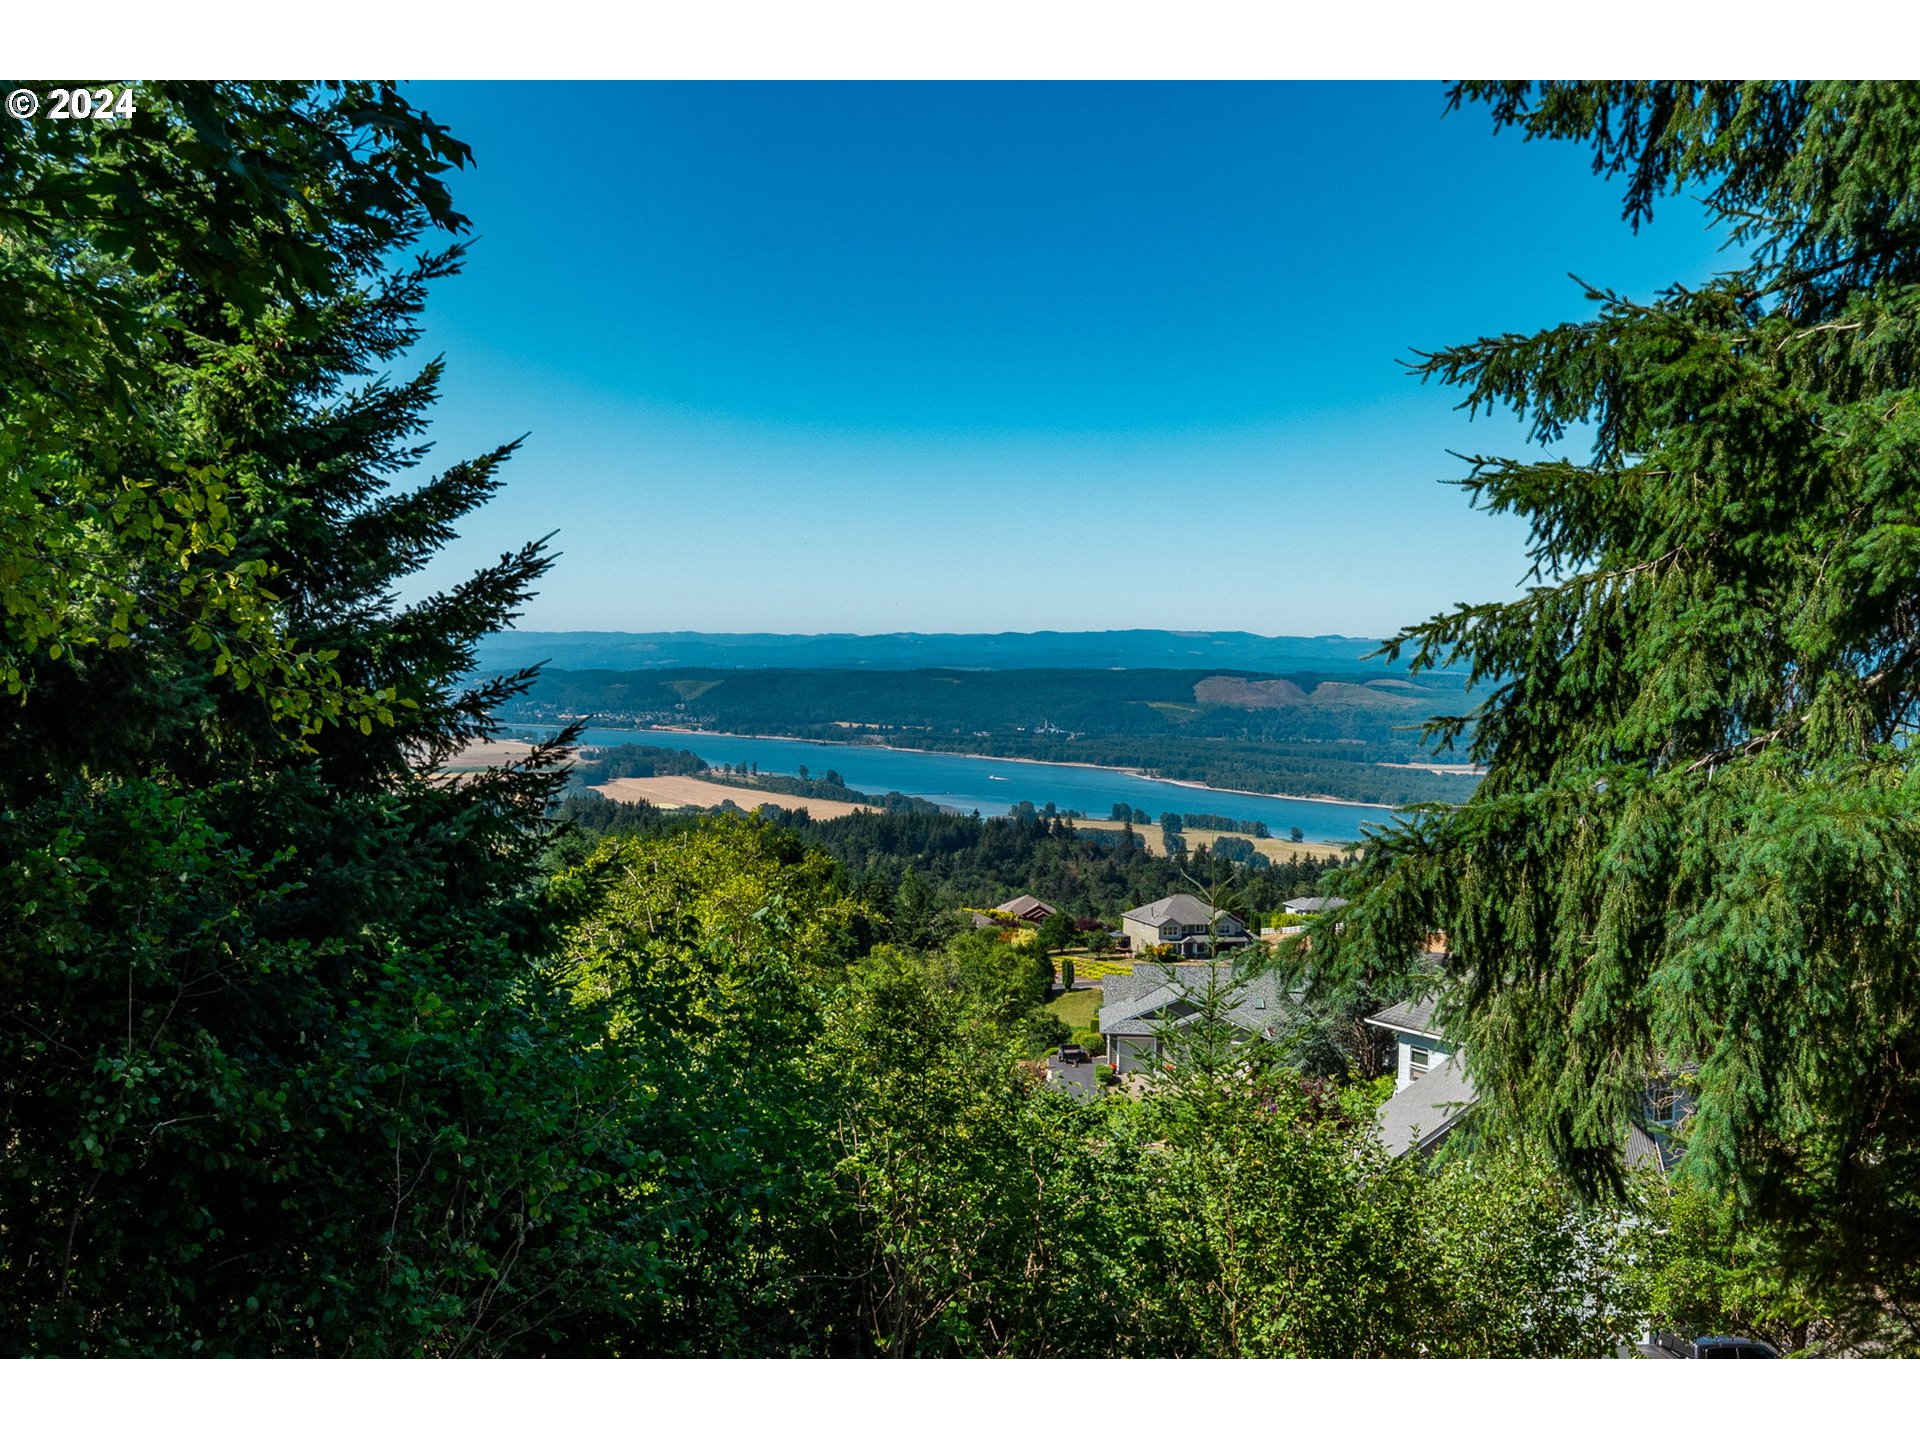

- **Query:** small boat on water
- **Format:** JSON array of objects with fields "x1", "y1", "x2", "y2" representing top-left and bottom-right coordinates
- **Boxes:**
[{"x1": 988, "y1": 774, "x2": 1009, "y2": 781}]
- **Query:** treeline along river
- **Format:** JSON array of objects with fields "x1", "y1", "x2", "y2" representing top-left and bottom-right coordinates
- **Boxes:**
[{"x1": 537, "y1": 726, "x2": 1399, "y2": 845}]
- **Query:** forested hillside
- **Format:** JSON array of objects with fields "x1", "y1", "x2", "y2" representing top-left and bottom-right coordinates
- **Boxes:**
[
  {"x1": 507, "y1": 665, "x2": 1482, "y2": 805},
  {"x1": 547, "y1": 791, "x2": 1345, "y2": 924}
]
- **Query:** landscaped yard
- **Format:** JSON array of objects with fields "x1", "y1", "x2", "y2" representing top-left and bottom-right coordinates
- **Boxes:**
[
  {"x1": 1044, "y1": 947, "x2": 1132, "y2": 979},
  {"x1": 1047, "y1": 985, "x2": 1101, "y2": 1030}
]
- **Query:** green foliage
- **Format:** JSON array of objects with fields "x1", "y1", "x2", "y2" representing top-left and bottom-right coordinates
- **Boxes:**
[
  {"x1": 556, "y1": 817, "x2": 875, "y2": 1353},
  {"x1": 570, "y1": 742, "x2": 709, "y2": 783},
  {"x1": 1035, "y1": 910, "x2": 1078, "y2": 955},
  {"x1": 0, "y1": 82, "x2": 618, "y2": 1354},
  {"x1": 1210, "y1": 835, "x2": 1260, "y2": 865},
  {"x1": 1329, "y1": 80, "x2": 1920, "y2": 1347},
  {"x1": 1635, "y1": 1173, "x2": 1833, "y2": 1355},
  {"x1": 817, "y1": 947, "x2": 1142, "y2": 1355}
]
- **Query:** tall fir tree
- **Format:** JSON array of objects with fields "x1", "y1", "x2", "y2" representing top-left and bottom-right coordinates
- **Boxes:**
[
  {"x1": 1327, "y1": 81, "x2": 1920, "y2": 1350},
  {"x1": 0, "y1": 82, "x2": 625, "y2": 1353}
]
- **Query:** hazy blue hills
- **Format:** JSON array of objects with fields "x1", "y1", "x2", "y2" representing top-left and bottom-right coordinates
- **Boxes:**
[{"x1": 477, "y1": 629, "x2": 1419, "y2": 674}]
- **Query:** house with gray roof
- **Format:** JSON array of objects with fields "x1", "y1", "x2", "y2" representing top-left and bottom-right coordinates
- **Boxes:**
[
  {"x1": 1364, "y1": 993, "x2": 1454, "y2": 1091},
  {"x1": 1119, "y1": 894, "x2": 1251, "y2": 958},
  {"x1": 1374, "y1": 1050, "x2": 1479, "y2": 1158},
  {"x1": 1099, "y1": 960, "x2": 1292, "y2": 1074},
  {"x1": 1281, "y1": 895, "x2": 1350, "y2": 917},
  {"x1": 1364, "y1": 993, "x2": 1681, "y2": 1168}
]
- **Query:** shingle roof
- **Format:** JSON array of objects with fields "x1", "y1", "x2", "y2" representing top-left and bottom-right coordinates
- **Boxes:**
[
  {"x1": 1363, "y1": 993, "x2": 1445, "y2": 1040},
  {"x1": 1099, "y1": 962, "x2": 1292, "y2": 1038},
  {"x1": 1121, "y1": 894, "x2": 1241, "y2": 928},
  {"x1": 1282, "y1": 896, "x2": 1350, "y2": 915},
  {"x1": 1374, "y1": 1052, "x2": 1478, "y2": 1158},
  {"x1": 1624, "y1": 1122, "x2": 1666, "y2": 1173},
  {"x1": 1371, "y1": 1055, "x2": 1680, "y2": 1169},
  {"x1": 995, "y1": 895, "x2": 1056, "y2": 918}
]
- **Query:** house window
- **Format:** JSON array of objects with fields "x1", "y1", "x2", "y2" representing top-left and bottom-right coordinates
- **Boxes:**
[
  {"x1": 1408, "y1": 1046, "x2": 1431, "y2": 1079},
  {"x1": 1649, "y1": 1090, "x2": 1678, "y2": 1125}
]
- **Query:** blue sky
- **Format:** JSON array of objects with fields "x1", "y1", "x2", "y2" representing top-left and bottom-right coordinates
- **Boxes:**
[{"x1": 399, "y1": 81, "x2": 1736, "y2": 638}]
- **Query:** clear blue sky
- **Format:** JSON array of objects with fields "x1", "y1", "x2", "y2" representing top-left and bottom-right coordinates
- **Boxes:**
[{"x1": 399, "y1": 81, "x2": 1735, "y2": 638}]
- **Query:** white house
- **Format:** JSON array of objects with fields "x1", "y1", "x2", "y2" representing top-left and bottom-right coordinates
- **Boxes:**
[{"x1": 1363, "y1": 994, "x2": 1457, "y2": 1091}]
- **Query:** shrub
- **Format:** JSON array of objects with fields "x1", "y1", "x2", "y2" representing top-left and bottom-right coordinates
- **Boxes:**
[{"x1": 1072, "y1": 1028, "x2": 1107, "y2": 1058}]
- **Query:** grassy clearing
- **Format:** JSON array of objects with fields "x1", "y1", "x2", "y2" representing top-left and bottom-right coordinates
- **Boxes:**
[{"x1": 1047, "y1": 986, "x2": 1101, "y2": 1030}]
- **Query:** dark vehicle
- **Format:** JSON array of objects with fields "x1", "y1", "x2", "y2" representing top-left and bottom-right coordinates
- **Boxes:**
[
  {"x1": 1653, "y1": 1333, "x2": 1780, "y2": 1358},
  {"x1": 1057, "y1": 1043, "x2": 1091, "y2": 1065}
]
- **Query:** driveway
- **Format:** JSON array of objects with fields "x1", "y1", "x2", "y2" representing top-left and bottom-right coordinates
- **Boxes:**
[{"x1": 1045, "y1": 1056, "x2": 1098, "y2": 1097}]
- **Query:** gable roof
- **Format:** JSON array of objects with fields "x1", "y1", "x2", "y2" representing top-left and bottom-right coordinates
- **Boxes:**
[
  {"x1": 1121, "y1": 894, "x2": 1242, "y2": 928},
  {"x1": 995, "y1": 895, "x2": 1056, "y2": 918},
  {"x1": 1363, "y1": 993, "x2": 1445, "y2": 1041},
  {"x1": 1099, "y1": 962, "x2": 1292, "y2": 1039},
  {"x1": 1372, "y1": 1054, "x2": 1682, "y2": 1170},
  {"x1": 1282, "y1": 896, "x2": 1350, "y2": 915},
  {"x1": 1624, "y1": 1122, "x2": 1667, "y2": 1173},
  {"x1": 1374, "y1": 1051, "x2": 1478, "y2": 1157}
]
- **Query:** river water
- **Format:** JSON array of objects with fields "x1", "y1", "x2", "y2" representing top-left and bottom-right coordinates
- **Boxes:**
[{"x1": 534, "y1": 725, "x2": 1398, "y2": 845}]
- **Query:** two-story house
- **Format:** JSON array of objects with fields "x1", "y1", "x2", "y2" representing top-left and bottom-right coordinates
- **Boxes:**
[{"x1": 1119, "y1": 894, "x2": 1252, "y2": 958}]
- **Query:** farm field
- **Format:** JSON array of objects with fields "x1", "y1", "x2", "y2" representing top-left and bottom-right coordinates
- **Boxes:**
[
  {"x1": 595, "y1": 773, "x2": 877, "y2": 819},
  {"x1": 1073, "y1": 817, "x2": 1349, "y2": 863},
  {"x1": 441, "y1": 738, "x2": 539, "y2": 771}
]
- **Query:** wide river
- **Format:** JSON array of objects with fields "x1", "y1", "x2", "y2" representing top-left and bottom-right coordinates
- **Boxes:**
[{"x1": 536, "y1": 725, "x2": 1400, "y2": 845}]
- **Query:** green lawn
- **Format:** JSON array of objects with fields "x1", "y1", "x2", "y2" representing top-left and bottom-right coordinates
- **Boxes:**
[{"x1": 1047, "y1": 985, "x2": 1102, "y2": 1031}]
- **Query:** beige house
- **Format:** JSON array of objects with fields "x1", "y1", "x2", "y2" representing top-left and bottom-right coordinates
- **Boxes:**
[{"x1": 1119, "y1": 894, "x2": 1251, "y2": 958}]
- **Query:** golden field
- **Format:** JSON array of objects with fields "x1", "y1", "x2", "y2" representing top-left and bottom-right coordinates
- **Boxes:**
[{"x1": 594, "y1": 774, "x2": 876, "y2": 819}]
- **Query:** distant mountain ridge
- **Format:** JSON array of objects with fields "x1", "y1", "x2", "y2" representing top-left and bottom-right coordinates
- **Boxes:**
[{"x1": 478, "y1": 629, "x2": 1420, "y2": 674}]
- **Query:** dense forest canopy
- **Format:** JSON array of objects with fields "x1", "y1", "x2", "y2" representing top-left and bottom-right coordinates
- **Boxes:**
[{"x1": 546, "y1": 791, "x2": 1344, "y2": 925}]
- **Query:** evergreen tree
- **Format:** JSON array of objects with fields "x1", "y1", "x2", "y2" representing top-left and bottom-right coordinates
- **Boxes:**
[
  {"x1": 0, "y1": 82, "x2": 606, "y2": 1354},
  {"x1": 1330, "y1": 81, "x2": 1920, "y2": 1348}
]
